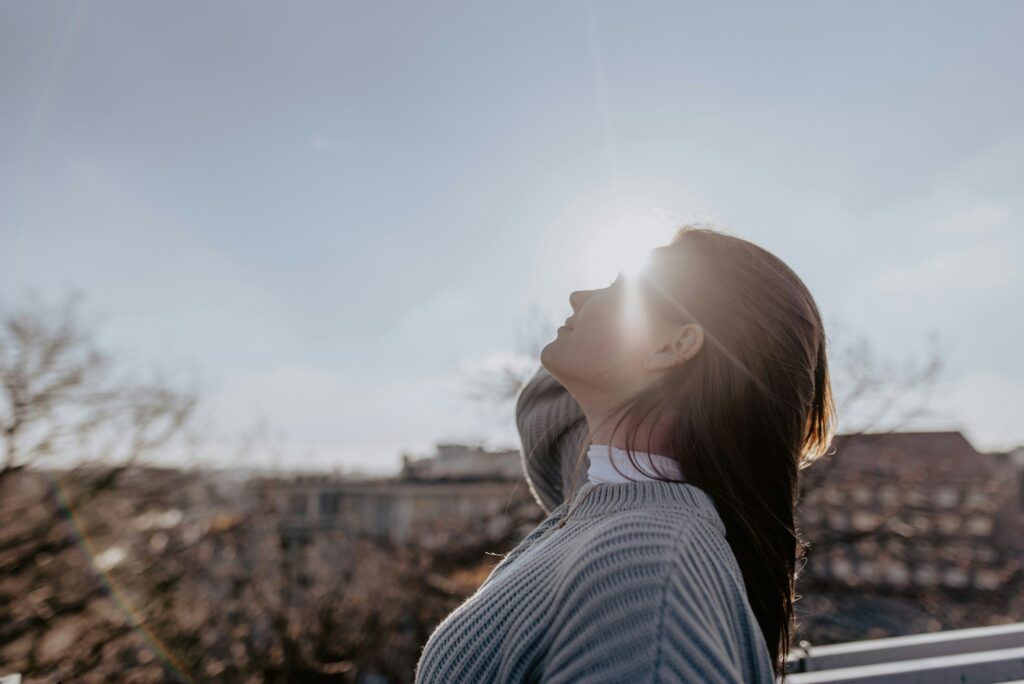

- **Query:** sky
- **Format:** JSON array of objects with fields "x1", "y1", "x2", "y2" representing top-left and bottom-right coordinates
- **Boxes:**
[{"x1": 2, "y1": 1, "x2": 1022, "y2": 474}]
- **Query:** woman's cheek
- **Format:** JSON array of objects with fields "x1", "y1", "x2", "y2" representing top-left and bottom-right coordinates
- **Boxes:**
[{"x1": 583, "y1": 322, "x2": 631, "y2": 367}]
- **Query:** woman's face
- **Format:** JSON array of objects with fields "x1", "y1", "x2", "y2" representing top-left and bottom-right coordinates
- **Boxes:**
[{"x1": 541, "y1": 248, "x2": 674, "y2": 395}]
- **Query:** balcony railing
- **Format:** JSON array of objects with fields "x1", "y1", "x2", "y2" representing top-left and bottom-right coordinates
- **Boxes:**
[{"x1": 783, "y1": 621, "x2": 1024, "y2": 683}]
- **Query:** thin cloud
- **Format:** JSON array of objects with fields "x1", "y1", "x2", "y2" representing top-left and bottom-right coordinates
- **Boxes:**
[
  {"x1": 869, "y1": 239, "x2": 1022, "y2": 296},
  {"x1": 930, "y1": 204, "x2": 1009, "y2": 234},
  {"x1": 923, "y1": 370, "x2": 1024, "y2": 452}
]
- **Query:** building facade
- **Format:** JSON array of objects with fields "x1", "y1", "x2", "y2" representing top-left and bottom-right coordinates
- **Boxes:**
[
  {"x1": 252, "y1": 442, "x2": 531, "y2": 550},
  {"x1": 798, "y1": 431, "x2": 1024, "y2": 592}
]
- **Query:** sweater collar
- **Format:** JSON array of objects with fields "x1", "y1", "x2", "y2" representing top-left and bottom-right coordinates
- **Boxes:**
[
  {"x1": 586, "y1": 443, "x2": 685, "y2": 484},
  {"x1": 563, "y1": 480, "x2": 726, "y2": 534}
]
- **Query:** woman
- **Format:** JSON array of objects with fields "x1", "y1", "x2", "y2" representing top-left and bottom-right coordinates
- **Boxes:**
[{"x1": 414, "y1": 225, "x2": 837, "y2": 683}]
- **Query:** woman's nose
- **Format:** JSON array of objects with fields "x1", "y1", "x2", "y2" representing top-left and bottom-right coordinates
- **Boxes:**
[{"x1": 569, "y1": 290, "x2": 586, "y2": 311}]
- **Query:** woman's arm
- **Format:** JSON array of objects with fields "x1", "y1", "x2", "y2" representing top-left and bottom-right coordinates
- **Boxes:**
[{"x1": 514, "y1": 365, "x2": 589, "y2": 514}]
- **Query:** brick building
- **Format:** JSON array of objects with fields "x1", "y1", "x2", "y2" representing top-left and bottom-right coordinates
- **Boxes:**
[{"x1": 798, "y1": 431, "x2": 1024, "y2": 591}]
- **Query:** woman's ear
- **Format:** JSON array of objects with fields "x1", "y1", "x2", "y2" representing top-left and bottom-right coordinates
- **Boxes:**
[
  {"x1": 675, "y1": 324, "x2": 704, "y2": 362},
  {"x1": 643, "y1": 324, "x2": 703, "y2": 371}
]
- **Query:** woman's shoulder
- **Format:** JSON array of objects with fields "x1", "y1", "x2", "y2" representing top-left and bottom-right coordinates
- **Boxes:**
[
  {"x1": 567, "y1": 507, "x2": 746, "y2": 594},
  {"x1": 577, "y1": 502, "x2": 728, "y2": 555},
  {"x1": 547, "y1": 511, "x2": 769, "y2": 683}
]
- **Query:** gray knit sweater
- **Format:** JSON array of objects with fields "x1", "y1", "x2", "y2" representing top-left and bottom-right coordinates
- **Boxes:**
[{"x1": 413, "y1": 366, "x2": 776, "y2": 683}]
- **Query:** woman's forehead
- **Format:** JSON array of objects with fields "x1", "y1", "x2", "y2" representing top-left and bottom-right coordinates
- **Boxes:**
[
  {"x1": 635, "y1": 246, "x2": 690, "y2": 300},
  {"x1": 648, "y1": 246, "x2": 673, "y2": 264},
  {"x1": 641, "y1": 246, "x2": 682, "y2": 278}
]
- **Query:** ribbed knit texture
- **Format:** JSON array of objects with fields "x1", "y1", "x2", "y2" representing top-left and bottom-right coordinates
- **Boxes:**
[
  {"x1": 413, "y1": 366, "x2": 776, "y2": 683},
  {"x1": 516, "y1": 364, "x2": 592, "y2": 514}
]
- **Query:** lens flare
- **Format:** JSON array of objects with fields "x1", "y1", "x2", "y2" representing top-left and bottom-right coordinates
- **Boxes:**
[{"x1": 619, "y1": 258, "x2": 652, "y2": 348}]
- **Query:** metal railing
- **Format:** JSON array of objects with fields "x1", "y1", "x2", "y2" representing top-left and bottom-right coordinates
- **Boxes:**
[{"x1": 782, "y1": 622, "x2": 1024, "y2": 683}]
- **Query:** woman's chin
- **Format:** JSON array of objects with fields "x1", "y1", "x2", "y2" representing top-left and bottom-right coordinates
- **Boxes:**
[{"x1": 539, "y1": 340, "x2": 559, "y2": 366}]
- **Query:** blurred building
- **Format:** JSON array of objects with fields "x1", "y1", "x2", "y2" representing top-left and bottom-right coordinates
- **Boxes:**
[
  {"x1": 399, "y1": 442, "x2": 523, "y2": 481},
  {"x1": 799, "y1": 431, "x2": 1024, "y2": 592},
  {"x1": 250, "y1": 442, "x2": 530, "y2": 550}
]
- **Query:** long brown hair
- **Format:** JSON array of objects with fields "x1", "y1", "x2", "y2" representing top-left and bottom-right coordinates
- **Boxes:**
[{"x1": 561, "y1": 225, "x2": 837, "y2": 679}]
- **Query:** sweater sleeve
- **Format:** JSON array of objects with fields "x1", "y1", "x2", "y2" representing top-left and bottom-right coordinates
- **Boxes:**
[
  {"x1": 514, "y1": 365, "x2": 589, "y2": 514},
  {"x1": 541, "y1": 520, "x2": 767, "y2": 684}
]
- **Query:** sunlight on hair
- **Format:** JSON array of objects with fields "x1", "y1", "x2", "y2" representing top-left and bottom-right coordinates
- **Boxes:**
[{"x1": 642, "y1": 270, "x2": 784, "y2": 406}]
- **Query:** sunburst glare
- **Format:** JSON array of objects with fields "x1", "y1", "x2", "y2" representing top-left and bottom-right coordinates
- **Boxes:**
[
  {"x1": 577, "y1": 210, "x2": 670, "y2": 348},
  {"x1": 578, "y1": 209, "x2": 671, "y2": 287},
  {"x1": 619, "y1": 264, "x2": 651, "y2": 348}
]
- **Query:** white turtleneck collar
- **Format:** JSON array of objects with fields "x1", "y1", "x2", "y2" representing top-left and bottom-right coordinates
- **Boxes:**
[{"x1": 586, "y1": 443, "x2": 685, "y2": 484}]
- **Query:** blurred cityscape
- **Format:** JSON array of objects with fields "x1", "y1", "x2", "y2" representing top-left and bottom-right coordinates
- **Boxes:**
[{"x1": 3, "y1": 433, "x2": 1023, "y2": 683}]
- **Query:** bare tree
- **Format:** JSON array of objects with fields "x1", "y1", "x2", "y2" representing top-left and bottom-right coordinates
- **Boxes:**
[
  {"x1": 801, "y1": 322, "x2": 943, "y2": 477},
  {"x1": 797, "y1": 320, "x2": 946, "y2": 550},
  {"x1": 0, "y1": 292, "x2": 198, "y2": 682},
  {"x1": 0, "y1": 291, "x2": 196, "y2": 476}
]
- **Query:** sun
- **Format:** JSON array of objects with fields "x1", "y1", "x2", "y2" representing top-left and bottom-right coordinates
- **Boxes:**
[
  {"x1": 577, "y1": 210, "x2": 676, "y2": 341},
  {"x1": 579, "y1": 210, "x2": 672, "y2": 289}
]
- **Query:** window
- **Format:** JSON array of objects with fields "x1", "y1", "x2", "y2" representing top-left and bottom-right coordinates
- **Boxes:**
[
  {"x1": 802, "y1": 488, "x2": 822, "y2": 505},
  {"x1": 933, "y1": 485, "x2": 959, "y2": 508},
  {"x1": 977, "y1": 545, "x2": 997, "y2": 563},
  {"x1": 964, "y1": 487, "x2": 988, "y2": 509},
  {"x1": 944, "y1": 567, "x2": 969, "y2": 588},
  {"x1": 855, "y1": 538, "x2": 879, "y2": 555},
  {"x1": 827, "y1": 510, "x2": 848, "y2": 530},
  {"x1": 319, "y1": 491, "x2": 342, "y2": 519},
  {"x1": 909, "y1": 513, "x2": 931, "y2": 533},
  {"x1": 938, "y1": 541, "x2": 971, "y2": 563},
  {"x1": 800, "y1": 507, "x2": 823, "y2": 525},
  {"x1": 966, "y1": 515, "x2": 993, "y2": 536},
  {"x1": 885, "y1": 561, "x2": 909, "y2": 586},
  {"x1": 885, "y1": 538, "x2": 904, "y2": 555},
  {"x1": 906, "y1": 488, "x2": 928, "y2": 506},
  {"x1": 831, "y1": 556, "x2": 853, "y2": 579},
  {"x1": 914, "y1": 564, "x2": 940, "y2": 586},
  {"x1": 937, "y1": 513, "x2": 960, "y2": 534},
  {"x1": 852, "y1": 486, "x2": 872, "y2": 505},
  {"x1": 975, "y1": 569, "x2": 1001, "y2": 590},
  {"x1": 852, "y1": 511, "x2": 881, "y2": 531},
  {"x1": 858, "y1": 560, "x2": 878, "y2": 581},
  {"x1": 288, "y1": 493, "x2": 308, "y2": 517},
  {"x1": 879, "y1": 485, "x2": 900, "y2": 507}
]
